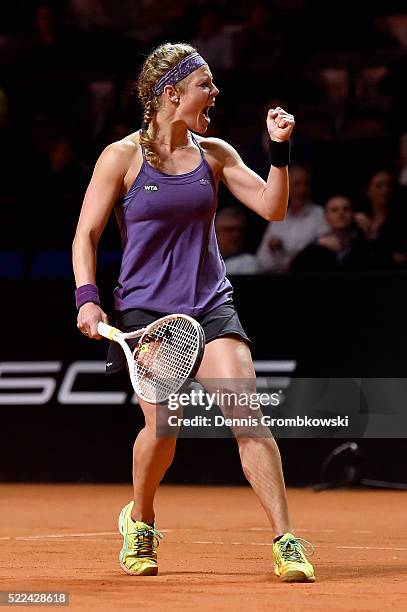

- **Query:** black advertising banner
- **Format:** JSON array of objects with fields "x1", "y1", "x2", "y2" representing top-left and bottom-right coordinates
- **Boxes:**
[{"x1": 1, "y1": 275, "x2": 407, "y2": 483}]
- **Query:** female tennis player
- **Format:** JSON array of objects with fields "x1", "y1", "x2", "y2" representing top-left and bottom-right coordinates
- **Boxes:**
[{"x1": 72, "y1": 42, "x2": 315, "y2": 582}]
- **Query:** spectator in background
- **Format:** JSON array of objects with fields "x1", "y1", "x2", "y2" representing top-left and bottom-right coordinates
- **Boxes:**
[
  {"x1": 36, "y1": 137, "x2": 87, "y2": 196},
  {"x1": 291, "y1": 195, "x2": 389, "y2": 271},
  {"x1": 354, "y1": 170, "x2": 393, "y2": 239},
  {"x1": 69, "y1": 0, "x2": 110, "y2": 32},
  {"x1": 215, "y1": 207, "x2": 259, "y2": 275},
  {"x1": 191, "y1": 9, "x2": 234, "y2": 70},
  {"x1": 24, "y1": 4, "x2": 68, "y2": 74},
  {"x1": 256, "y1": 165, "x2": 328, "y2": 273},
  {"x1": 397, "y1": 132, "x2": 407, "y2": 187},
  {"x1": 354, "y1": 169, "x2": 407, "y2": 266},
  {"x1": 235, "y1": 1, "x2": 282, "y2": 70},
  {"x1": 18, "y1": 4, "x2": 79, "y2": 126}
]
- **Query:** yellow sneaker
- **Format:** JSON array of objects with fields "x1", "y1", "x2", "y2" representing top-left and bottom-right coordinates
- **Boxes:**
[
  {"x1": 273, "y1": 532, "x2": 315, "y2": 582},
  {"x1": 118, "y1": 501, "x2": 163, "y2": 576}
]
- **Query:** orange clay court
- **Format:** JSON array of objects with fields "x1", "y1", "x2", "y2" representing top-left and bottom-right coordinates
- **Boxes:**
[{"x1": 1, "y1": 484, "x2": 407, "y2": 611}]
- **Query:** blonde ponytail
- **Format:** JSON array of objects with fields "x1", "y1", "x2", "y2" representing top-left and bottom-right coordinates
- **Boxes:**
[{"x1": 136, "y1": 42, "x2": 198, "y2": 169}]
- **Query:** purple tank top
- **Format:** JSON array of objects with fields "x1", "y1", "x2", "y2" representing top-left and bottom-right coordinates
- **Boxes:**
[{"x1": 113, "y1": 134, "x2": 233, "y2": 316}]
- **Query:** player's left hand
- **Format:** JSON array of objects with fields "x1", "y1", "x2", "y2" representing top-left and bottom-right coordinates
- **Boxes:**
[{"x1": 267, "y1": 107, "x2": 295, "y2": 142}]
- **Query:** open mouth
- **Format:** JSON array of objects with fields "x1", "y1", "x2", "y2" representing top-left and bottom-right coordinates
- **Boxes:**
[{"x1": 202, "y1": 106, "x2": 210, "y2": 122}]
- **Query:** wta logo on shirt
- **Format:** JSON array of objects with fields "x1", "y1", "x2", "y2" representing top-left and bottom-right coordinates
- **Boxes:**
[
  {"x1": 199, "y1": 177, "x2": 211, "y2": 185},
  {"x1": 144, "y1": 183, "x2": 159, "y2": 191}
]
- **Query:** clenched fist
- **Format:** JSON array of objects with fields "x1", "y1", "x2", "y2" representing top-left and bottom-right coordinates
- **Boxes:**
[{"x1": 267, "y1": 107, "x2": 295, "y2": 142}]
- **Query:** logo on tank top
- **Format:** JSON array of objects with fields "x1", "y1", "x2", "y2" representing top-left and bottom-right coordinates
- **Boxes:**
[
  {"x1": 144, "y1": 183, "x2": 159, "y2": 191},
  {"x1": 199, "y1": 177, "x2": 211, "y2": 185}
]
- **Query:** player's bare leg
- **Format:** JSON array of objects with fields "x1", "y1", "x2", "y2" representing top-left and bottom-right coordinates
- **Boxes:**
[
  {"x1": 118, "y1": 400, "x2": 177, "y2": 576},
  {"x1": 196, "y1": 337, "x2": 291, "y2": 537},
  {"x1": 131, "y1": 399, "x2": 177, "y2": 524}
]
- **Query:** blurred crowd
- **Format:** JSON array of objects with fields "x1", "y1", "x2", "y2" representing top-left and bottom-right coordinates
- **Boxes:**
[
  {"x1": 218, "y1": 166, "x2": 407, "y2": 275},
  {"x1": 1, "y1": 0, "x2": 407, "y2": 275}
]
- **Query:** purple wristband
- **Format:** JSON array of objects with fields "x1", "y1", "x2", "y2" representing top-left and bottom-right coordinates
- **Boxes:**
[{"x1": 75, "y1": 284, "x2": 100, "y2": 310}]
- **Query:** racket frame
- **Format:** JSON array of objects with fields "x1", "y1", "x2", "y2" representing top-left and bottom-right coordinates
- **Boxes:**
[{"x1": 98, "y1": 314, "x2": 205, "y2": 403}]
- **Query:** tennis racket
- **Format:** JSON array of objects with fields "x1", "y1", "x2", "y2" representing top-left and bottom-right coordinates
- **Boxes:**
[{"x1": 98, "y1": 314, "x2": 205, "y2": 404}]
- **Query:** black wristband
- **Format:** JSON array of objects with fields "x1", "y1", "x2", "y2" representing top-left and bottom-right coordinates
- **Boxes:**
[{"x1": 269, "y1": 139, "x2": 290, "y2": 167}]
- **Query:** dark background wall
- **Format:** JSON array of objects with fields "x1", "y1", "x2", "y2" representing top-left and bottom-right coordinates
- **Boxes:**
[{"x1": 1, "y1": 274, "x2": 406, "y2": 486}]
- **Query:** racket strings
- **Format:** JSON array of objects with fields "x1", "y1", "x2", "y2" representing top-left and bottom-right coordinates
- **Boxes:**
[
  {"x1": 137, "y1": 321, "x2": 197, "y2": 374},
  {"x1": 137, "y1": 333, "x2": 195, "y2": 390},
  {"x1": 147, "y1": 321, "x2": 199, "y2": 379},
  {"x1": 134, "y1": 318, "x2": 201, "y2": 400}
]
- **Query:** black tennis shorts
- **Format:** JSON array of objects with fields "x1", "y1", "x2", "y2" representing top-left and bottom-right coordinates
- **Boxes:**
[{"x1": 105, "y1": 300, "x2": 251, "y2": 375}]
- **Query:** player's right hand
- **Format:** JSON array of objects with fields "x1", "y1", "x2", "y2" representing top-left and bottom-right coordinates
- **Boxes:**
[{"x1": 77, "y1": 303, "x2": 109, "y2": 339}]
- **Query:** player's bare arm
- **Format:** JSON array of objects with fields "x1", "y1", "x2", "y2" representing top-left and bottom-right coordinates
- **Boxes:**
[
  {"x1": 203, "y1": 107, "x2": 294, "y2": 221},
  {"x1": 72, "y1": 140, "x2": 138, "y2": 337}
]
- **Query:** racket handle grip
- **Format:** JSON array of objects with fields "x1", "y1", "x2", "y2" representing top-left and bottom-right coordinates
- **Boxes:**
[{"x1": 97, "y1": 321, "x2": 121, "y2": 340}]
